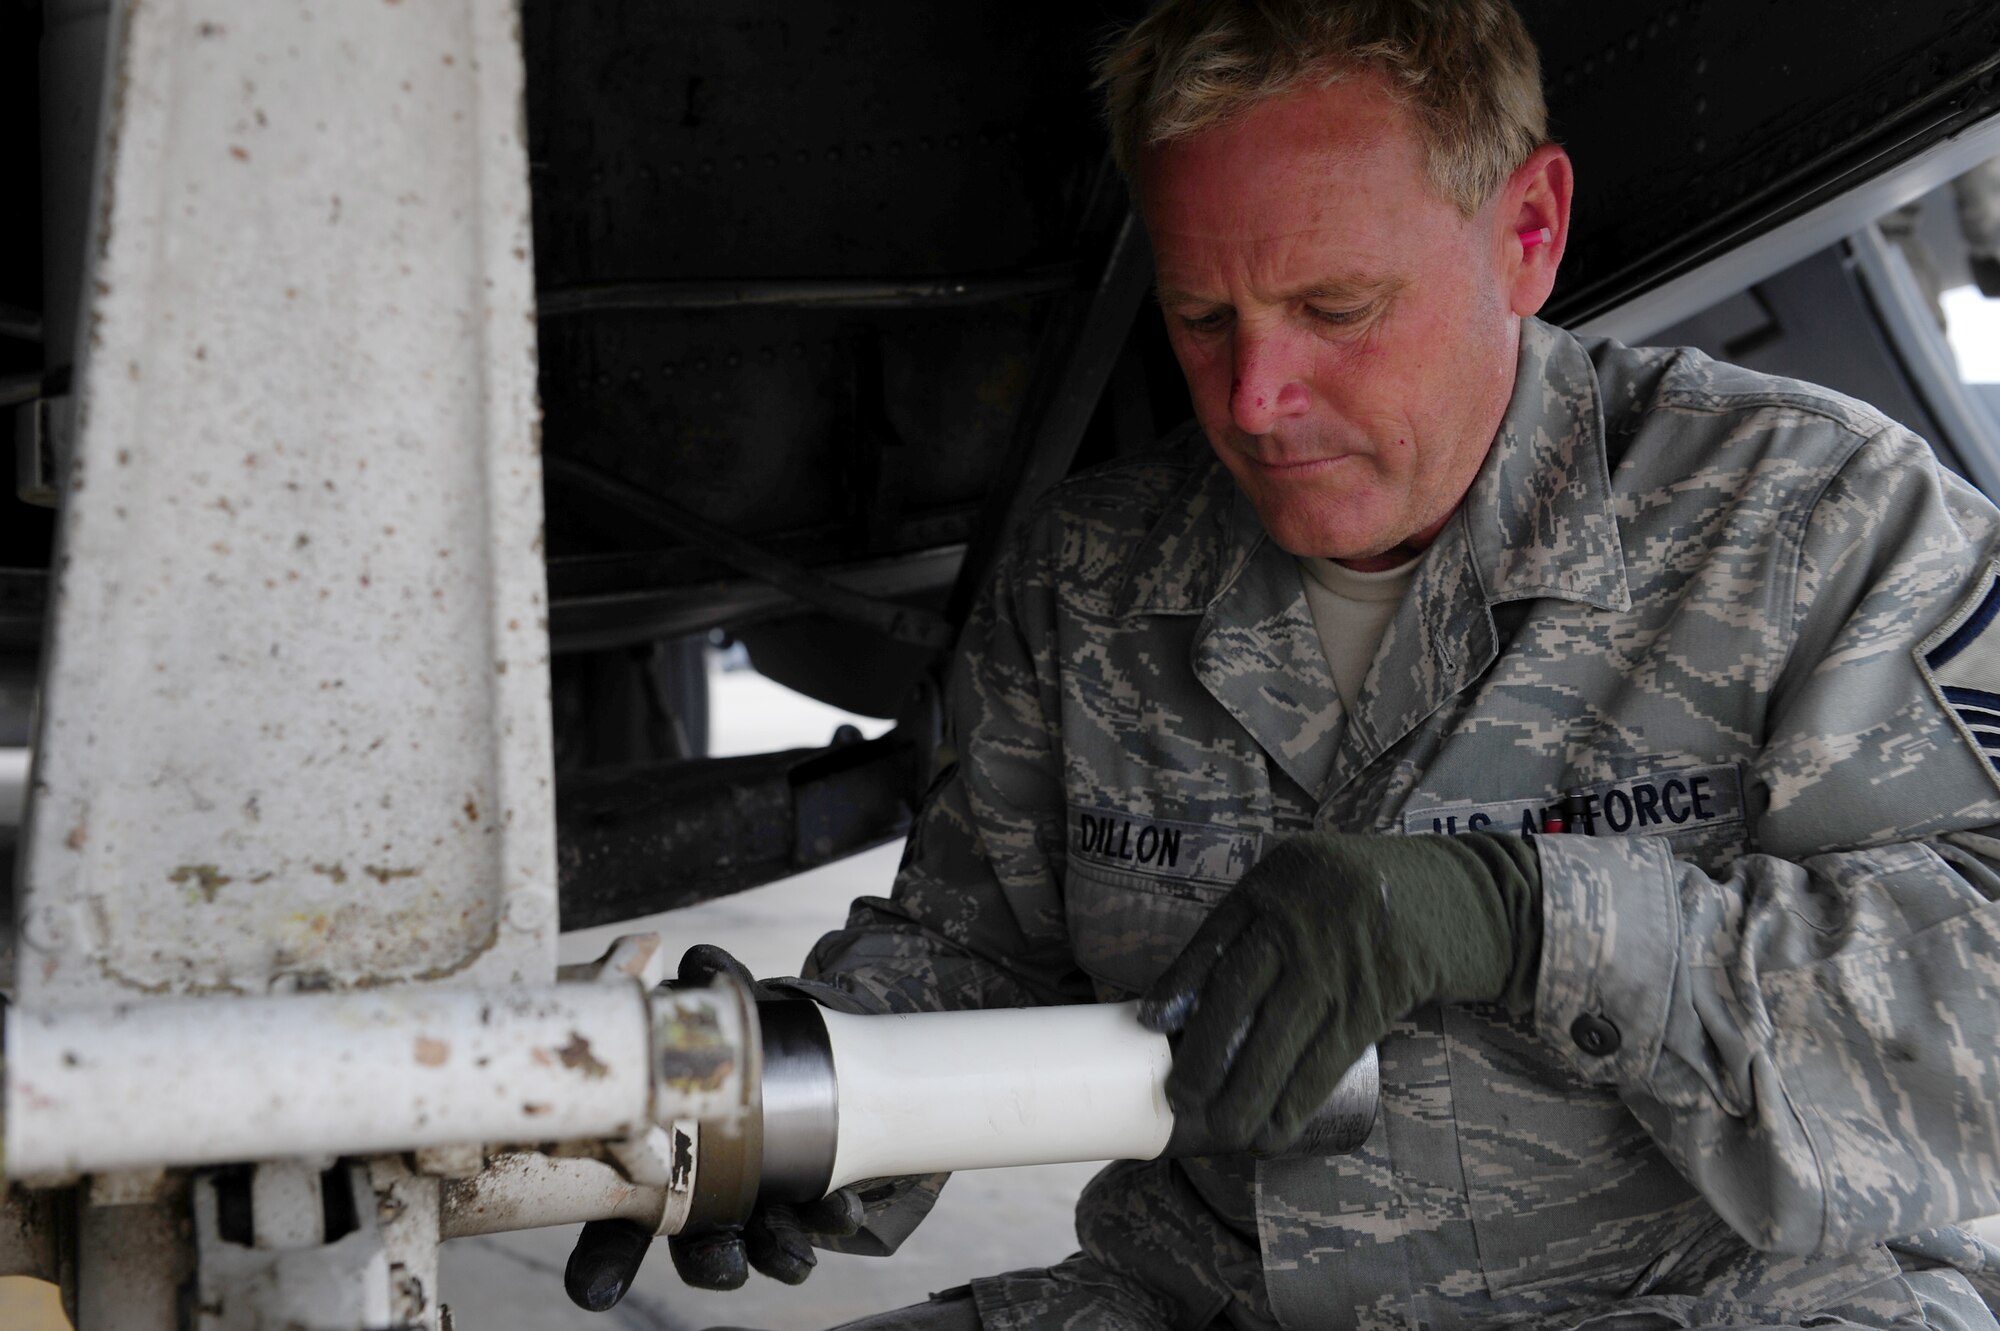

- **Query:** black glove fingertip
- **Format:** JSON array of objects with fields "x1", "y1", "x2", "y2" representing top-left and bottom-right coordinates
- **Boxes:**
[
  {"x1": 1137, "y1": 988, "x2": 1195, "y2": 1033},
  {"x1": 677, "y1": 943, "x2": 755, "y2": 989},
  {"x1": 744, "y1": 1208, "x2": 819, "y2": 1286},
  {"x1": 776, "y1": 1241, "x2": 818, "y2": 1284},
  {"x1": 799, "y1": 1186, "x2": 865, "y2": 1238},
  {"x1": 668, "y1": 1229, "x2": 748, "y2": 1291},
  {"x1": 565, "y1": 1219, "x2": 653, "y2": 1312}
]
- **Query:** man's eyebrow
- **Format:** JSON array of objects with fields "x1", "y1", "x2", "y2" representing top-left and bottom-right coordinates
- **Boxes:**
[
  {"x1": 1154, "y1": 276, "x2": 1403, "y2": 307},
  {"x1": 1293, "y1": 275, "x2": 1403, "y2": 303}
]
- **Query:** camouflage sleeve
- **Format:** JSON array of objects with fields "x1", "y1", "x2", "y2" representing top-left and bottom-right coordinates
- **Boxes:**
[
  {"x1": 779, "y1": 513, "x2": 1095, "y2": 1252},
  {"x1": 1534, "y1": 424, "x2": 2000, "y2": 1256}
]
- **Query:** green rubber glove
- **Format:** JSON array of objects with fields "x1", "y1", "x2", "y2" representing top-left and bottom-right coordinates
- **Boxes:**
[{"x1": 1137, "y1": 831, "x2": 1542, "y2": 1156}]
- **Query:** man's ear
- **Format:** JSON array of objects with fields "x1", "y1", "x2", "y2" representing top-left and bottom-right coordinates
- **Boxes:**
[{"x1": 1501, "y1": 144, "x2": 1573, "y2": 318}]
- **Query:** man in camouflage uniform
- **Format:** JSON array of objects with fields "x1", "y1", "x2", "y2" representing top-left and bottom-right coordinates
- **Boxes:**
[{"x1": 665, "y1": 2, "x2": 2000, "y2": 1327}]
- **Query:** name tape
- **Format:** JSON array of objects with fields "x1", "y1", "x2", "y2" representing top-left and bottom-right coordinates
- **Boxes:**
[
  {"x1": 1402, "y1": 763, "x2": 1745, "y2": 838},
  {"x1": 1069, "y1": 808, "x2": 1262, "y2": 884}
]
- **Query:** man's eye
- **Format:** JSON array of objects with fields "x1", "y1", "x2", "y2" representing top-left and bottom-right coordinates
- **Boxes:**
[
  {"x1": 1178, "y1": 309, "x2": 1231, "y2": 334},
  {"x1": 1307, "y1": 303, "x2": 1369, "y2": 327}
]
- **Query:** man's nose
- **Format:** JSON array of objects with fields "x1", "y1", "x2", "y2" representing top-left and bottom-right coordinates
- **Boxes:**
[{"x1": 1229, "y1": 330, "x2": 1311, "y2": 435}]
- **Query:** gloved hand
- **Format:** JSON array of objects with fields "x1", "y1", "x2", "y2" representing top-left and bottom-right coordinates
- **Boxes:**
[
  {"x1": 562, "y1": 944, "x2": 865, "y2": 1309},
  {"x1": 665, "y1": 1185, "x2": 866, "y2": 1291},
  {"x1": 1137, "y1": 831, "x2": 1541, "y2": 1157}
]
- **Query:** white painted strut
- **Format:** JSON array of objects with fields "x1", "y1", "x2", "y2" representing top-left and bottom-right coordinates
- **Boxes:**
[{"x1": 2, "y1": 980, "x2": 752, "y2": 1181}]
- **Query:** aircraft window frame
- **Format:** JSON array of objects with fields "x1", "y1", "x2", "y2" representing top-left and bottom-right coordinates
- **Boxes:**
[{"x1": 1849, "y1": 221, "x2": 2000, "y2": 497}]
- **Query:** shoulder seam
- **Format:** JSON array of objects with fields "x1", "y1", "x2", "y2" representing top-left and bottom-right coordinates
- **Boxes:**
[
  {"x1": 1021, "y1": 449, "x2": 1205, "y2": 527},
  {"x1": 1649, "y1": 383, "x2": 1891, "y2": 441}
]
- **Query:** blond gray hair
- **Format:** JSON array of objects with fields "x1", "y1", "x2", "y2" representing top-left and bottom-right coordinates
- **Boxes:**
[{"x1": 1098, "y1": 0, "x2": 1548, "y2": 216}]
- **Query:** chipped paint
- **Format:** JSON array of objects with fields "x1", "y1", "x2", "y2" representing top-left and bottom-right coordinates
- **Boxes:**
[
  {"x1": 616, "y1": 936, "x2": 661, "y2": 980},
  {"x1": 658, "y1": 1047, "x2": 735, "y2": 1095},
  {"x1": 557, "y1": 1032, "x2": 609, "y2": 1080},
  {"x1": 437, "y1": 1150, "x2": 670, "y2": 1239},
  {"x1": 167, "y1": 864, "x2": 233, "y2": 903},
  {"x1": 654, "y1": 1003, "x2": 737, "y2": 1095},
  {"x1": 670, "y1": 1129, "x2": 694, "y2": 1190}
]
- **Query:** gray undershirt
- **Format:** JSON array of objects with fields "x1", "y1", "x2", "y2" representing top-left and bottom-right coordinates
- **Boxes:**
[{"x1": 1297, "y1": 555, "x2": 1420, "y2": 714}]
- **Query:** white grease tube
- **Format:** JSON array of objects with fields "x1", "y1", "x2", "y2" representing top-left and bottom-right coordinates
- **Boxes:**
[
  {"x1": 811, "y1": 1001, "x2": 1380, "y2": 1191},
  {"x1": 819, "y1": 1001, "x2": 1177, "y2": 1187}
]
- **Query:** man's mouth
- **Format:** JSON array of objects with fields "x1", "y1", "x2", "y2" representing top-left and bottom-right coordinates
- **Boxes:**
[{"x1": 1243, "y1": 452, "x2": 1356, "y2": 474}]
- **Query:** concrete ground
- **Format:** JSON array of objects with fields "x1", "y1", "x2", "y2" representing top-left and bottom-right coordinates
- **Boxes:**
[{"x1": 437, "y1": 666, "x2": 1102, "y2": 1330}]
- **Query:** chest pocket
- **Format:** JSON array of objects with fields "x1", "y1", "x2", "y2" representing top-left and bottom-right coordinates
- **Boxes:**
[
  {"x1": 1062, "y1": 806, "x2": 1262, "y2": 1000},
  {"x1": 1065, "y1": 863, "x2": 1229, "y2": 1001}
]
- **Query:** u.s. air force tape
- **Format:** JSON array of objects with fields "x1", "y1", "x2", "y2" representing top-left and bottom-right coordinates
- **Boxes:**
[
  {"x1": 1068, "y1": 807, "x2": 1263, "y2": 884},
  {"x1": 1402, "y1": 763, "x2": 1746, "y2": 838}
]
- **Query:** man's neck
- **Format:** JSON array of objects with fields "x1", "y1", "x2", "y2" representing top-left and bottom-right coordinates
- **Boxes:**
[{"x1": 1335, "y1": 508, "x2": 1456, "y2": 573}]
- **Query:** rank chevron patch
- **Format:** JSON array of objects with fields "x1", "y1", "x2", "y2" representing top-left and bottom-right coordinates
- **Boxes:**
[{"x1": 1920, "y1": 561, "x2": 2000, "y2": 785}]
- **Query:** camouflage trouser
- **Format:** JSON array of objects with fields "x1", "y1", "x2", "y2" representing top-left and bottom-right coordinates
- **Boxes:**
[
  {"x1": 797, "y1": 1260, "x2": 1998, "y2": 1331},
  {"x1": 699, "y1": 1281, "x2": 982, "y2": 1331},
  {"x1": 820, "y1": 1284, "x2": 982, "y2": 1331},
  {"x1": 720, "y1": 1254, "x2": 1185, "y2": 1331},
  {"x1": 703, "y1": 1246, "x2": 1999, "y2": 1331},
  {"x1": 1507, "y1": 1266, "x2": 1999, "y2": 1331}
]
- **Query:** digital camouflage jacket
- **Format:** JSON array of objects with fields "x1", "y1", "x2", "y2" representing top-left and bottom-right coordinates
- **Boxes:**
[{"x1": 795, "y1": 318, "x2": 2000, "y2": 1331}]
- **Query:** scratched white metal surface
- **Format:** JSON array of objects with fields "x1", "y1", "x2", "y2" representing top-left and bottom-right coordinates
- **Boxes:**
[
  {"x1": 2, "y1": 981, "x2": 719, "y2": 1179},
  {"x1": 17, "y1": 0, "x2": 554, "y2": 1001}
]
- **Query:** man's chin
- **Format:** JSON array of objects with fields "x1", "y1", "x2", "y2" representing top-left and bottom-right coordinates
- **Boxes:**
[{"x1": 1250, "y1": 500, "x2": 1392, "y2": 563}]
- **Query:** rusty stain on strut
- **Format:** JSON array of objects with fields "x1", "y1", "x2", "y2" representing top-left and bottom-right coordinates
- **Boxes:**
[
  {"x1": 557, "y1": 1032, "x2": 610, "y2": 1080},
  {"x1": 168, "y1": 864, "x2": 234, "y2": 902},
  {"x1": 655, "y1": 1002, "x2": 736, "y2": 1094}
]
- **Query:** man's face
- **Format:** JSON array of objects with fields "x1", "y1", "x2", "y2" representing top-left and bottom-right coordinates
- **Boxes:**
[{"x1": 1141, "y1": 77, "x2": 1526, "y2": 565}]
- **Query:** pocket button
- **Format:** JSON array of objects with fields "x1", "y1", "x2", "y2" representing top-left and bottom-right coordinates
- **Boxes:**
[{"x1": 1569, "y1": 1013, "x2": 1622, "y2": 1057}]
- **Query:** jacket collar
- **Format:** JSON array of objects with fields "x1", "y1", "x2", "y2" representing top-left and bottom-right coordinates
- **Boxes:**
[
  {"x1": 1114, "y1": 318, "x2": 1630, "y2": 804},
  {"x1": 1462, "y1": 316, "x2": 1630, "y2": 614},
  {"x1": 1111, "y1": 432, "x2": 1245, "y2": 618}
]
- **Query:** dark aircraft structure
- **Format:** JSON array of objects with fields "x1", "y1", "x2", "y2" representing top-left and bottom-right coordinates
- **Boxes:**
[{"x1": 4, "y1": 0, "x2": 2000, "y2": 941}]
